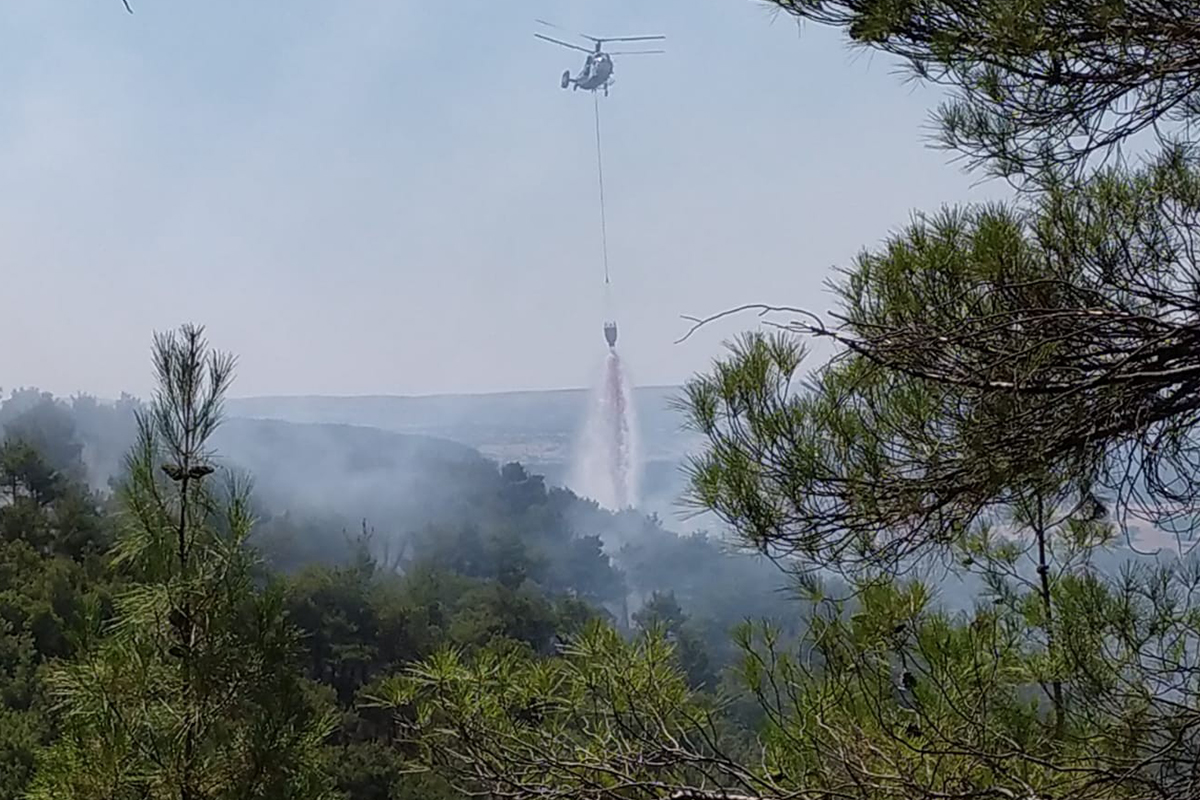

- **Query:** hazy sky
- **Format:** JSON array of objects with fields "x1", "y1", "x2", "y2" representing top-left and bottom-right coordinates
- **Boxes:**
[{"x1": 0, "y1": 0, "x2": 1005, "y2": 399}]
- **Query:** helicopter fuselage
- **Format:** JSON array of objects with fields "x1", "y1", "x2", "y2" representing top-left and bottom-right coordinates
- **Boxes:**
[{"x1": 571, "y1": 53, "x2": 613, "y2": 91}]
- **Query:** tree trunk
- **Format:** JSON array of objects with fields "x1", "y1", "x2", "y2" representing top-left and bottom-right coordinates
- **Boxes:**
[{"x1": 1035, "y1": 493, "x2": 1065, "y2": 737}]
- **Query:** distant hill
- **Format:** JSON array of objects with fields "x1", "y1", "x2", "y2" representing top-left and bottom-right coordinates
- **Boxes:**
[
  {"x1": 0, "y1": 385, "x2": 707, "y2": 526},
  {"x1": 226, "y1": 386, "x2": 692, "y2": 458},
  {"x1": 226, "y1": 387, "x2": 705, "y2": 516},
  {"x1": 212, "y1": 417, "x2": 495, "y2": 524}
]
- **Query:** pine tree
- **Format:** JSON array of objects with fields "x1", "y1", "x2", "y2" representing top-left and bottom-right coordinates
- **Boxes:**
[{"x1": 27, "y1": 324, "x2": 336, "y2": 800}]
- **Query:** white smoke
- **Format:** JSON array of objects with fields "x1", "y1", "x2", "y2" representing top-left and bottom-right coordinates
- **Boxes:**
[{"x1": 568, "y1": 348, "x2": 641, "y2": 511}]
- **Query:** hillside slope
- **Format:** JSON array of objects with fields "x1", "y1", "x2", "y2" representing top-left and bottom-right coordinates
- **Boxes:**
[{"x1": 227, "y1": 387, "x2": 704, "y2": 513}]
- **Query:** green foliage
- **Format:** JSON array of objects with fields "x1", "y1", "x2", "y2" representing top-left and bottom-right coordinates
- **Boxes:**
[
  {"x1": 737, "y1": 560, "x2": 1200, "y2": 800},
  {"x1": 632, "y1": 591, "x2": 716, "y2": 690},
  {"x1": 323, "y1": 740, "x2": 451, "y2": 800},
  {"x1": 0, "y1": 440, "x2": 62, "y2": 508},
  {"x1": 0, "y1": 439, "x2": 113, "y2": 800},
  {"x1": 377, "y1": 620, "x2": 735, "y2": 799},
  {"x1": 0, "y1": 390, "x2": 86, "y2": 485},
  {"x1": 390, "y1": 554, "x2": 1200, "y2": 800},
  {"x1": 403, "y1": 463, "x2": 627, "y2": 605},
  {"x1": 0, "y1": 541, "x2": 102, "y2": 800},
  {"x1": 275, "y1": 521, "x2": 624, "y2": 800},
  {"x1": 766, "y1": 0, "x2": 1200, "y2": 178},
  {"x1": 26, "y1": 326, "x2": 336, "y2": 800},
  {"x1": 681, "y1": 151, "x2": 1200, "y2": 572}
]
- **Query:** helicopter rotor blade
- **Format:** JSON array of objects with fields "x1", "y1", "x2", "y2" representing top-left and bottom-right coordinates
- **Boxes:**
[
  {"x1": 592, "y1": 35, "x2": 667, "y2": 43},
  {"x1": 608, "y1": 49, "x2": 666, "y2": 55},
  {"x1": 536, "y1": 19, "x2": 595, "y2": 44},
  {"x1": 534, "y1": 33, "x2": 593, "y2": 54},
  {"x1": 538, "y1": 20, "x2": 665, "y2": 45}
]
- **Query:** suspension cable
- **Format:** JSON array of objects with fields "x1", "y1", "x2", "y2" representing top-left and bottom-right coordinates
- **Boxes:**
[{"x1": 593, "y1": 92, "x2": 611, "y2": 286}]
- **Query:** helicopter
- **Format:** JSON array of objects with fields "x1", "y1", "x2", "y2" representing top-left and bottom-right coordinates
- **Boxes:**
[{"x1": 534, "y1": 20, "x2": 665, "y2": 96}]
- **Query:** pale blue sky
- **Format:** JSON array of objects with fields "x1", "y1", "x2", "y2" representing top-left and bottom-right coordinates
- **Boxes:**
[{"x1": 0, "y1": 0, "x2": 1004, "y2": 398}]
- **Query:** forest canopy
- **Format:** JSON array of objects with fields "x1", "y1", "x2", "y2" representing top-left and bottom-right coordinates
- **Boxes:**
[{"x1": 0, "y1": 347, "x2": 799, "y2": 800}]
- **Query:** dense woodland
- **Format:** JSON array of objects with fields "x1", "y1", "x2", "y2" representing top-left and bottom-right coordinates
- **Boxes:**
[
  {"x1": 0, "y1": 370, "x2": 798, "y2": 800},
  {"x1": 8, "y1": 0, "x2": 1200, "y2": 798}
]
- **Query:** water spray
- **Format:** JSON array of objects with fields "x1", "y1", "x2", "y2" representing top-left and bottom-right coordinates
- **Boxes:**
[{"x1": 570, "y1": 348, "x2": 640, "y2": 511}]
